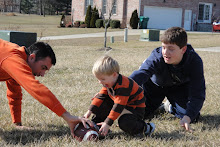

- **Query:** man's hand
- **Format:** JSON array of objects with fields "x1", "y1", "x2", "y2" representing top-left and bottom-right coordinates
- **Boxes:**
[
  {"x1": 14, "y1": 122, "x2": 33, "y2": 130},
  {"x1": 97, "y1": 122, "x2": 110, "y2": 136},
  {"x1": 179, "y1": 115, "x2": 193, "y2": 132},
  {"x1": 61, "y1": 111, "x2": 94, "y2": 136}
]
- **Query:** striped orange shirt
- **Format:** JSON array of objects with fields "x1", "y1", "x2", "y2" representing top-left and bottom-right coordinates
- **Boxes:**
[{"x1": 89, "y1": 74, "x2": 145, "y2": 126}]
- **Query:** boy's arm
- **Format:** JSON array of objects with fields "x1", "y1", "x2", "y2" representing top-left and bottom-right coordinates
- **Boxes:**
[
  {"x1": 185, "y1": 55, "x2": 205, "y2": 121},
  {"x1": 104, "y1": 96, "x2": 128, "y2": 126},
  {"x1": 89, "y1": 87, "x2": 108, "y2": 113},
  {"x1": 129, "y1": 48, "x2": 161, "y2": 85}
]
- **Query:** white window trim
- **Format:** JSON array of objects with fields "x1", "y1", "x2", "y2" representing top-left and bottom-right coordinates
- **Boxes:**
[
  {"x1": 112, "y1": 0, "x2": 117, "y2": 15},
  {"x1": 198, "y1": 2, "x2": 213, "y2": 23},
  {"x1": 102, "y1": 0, "x2": 107, "y2": 15},
  {"x1": 85, "y1": 0, "x2": 93, "y2": 15}
]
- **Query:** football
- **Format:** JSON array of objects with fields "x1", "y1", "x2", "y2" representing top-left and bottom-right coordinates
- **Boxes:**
[{"x1": 73, "y1": 122, "x2": 99, "y2": 142}]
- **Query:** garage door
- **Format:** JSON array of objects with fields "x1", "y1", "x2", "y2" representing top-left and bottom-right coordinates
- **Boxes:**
[{"x1": 144, "y1": 6, "x2": 182, "y2": 29}]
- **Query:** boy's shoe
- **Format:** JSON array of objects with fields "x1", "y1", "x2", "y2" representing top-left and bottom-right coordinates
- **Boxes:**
[{"x1": 144, "y1": 122, "x2": 155, "y2": 136}]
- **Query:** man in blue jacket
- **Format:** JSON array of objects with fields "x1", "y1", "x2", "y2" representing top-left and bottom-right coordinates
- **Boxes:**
[{"x1": 130, "y1": 27, "x2": 205, "y2": 132}]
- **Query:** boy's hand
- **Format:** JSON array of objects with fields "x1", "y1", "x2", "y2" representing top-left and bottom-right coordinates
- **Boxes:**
[
  {"x1": 97, "y1": 122, "x2": 110, "y2": 136},
  {"x1": 84, "y1": 110, "x2": 92, "y2": 119},
  {"x1": 179, "y1": 115, "x2": 193, "y2": 132}
]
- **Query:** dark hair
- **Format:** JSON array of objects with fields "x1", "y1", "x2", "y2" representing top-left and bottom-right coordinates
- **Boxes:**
[
  {"x1": 25, "y1": 42, "x2": 56, "y2": 65},
  {"x1": 160, "y1": 27, "x2": 187, "y2": 49}
]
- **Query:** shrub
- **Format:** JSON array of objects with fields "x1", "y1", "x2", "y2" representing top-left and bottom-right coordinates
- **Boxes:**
[
  {"x1": 130, "y1": 9, "x2": 139, "y2": 29},
  {"x1": 73, "y1": 21, "x2": 80, "y2": 27},
  {"x1": 103, "y1": 19, "x2": 110, "y2": 28},
  {"x1": 90, "y1": 7, "x2": 99, "y2": 28},
  {"x1": 95, "y1": 19, "x2": 104, "y2": 28},
  {"x1": 65, "y1": 22, "x2": 73, "y2": 27},
  {"x1": 110, "y1": 20, "x2": 120, "y2": 28},
  {"x1": 60, "y1": 14, "x2": 66, "y2": 27},
  {"x1": 79, "y1": 24, "x2": 87, "y2": 28},
  {"x1": 85, "y1": 5, "x2": 92, "y2": 28},
  {"x1": 80, "y1": 21, "x2": 85, "y2": 25}
]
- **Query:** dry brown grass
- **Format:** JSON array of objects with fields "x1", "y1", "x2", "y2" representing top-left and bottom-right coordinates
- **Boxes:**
[{"x1": 0, "y1": 14, "x2": 220, "y2": 147}]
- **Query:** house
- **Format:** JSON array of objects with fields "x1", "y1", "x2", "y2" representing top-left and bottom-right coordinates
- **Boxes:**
[{"x1": 71, "y1": 0, "x2": 220, "y2": 31}]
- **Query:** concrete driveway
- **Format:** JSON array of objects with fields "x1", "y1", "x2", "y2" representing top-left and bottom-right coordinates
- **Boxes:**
[{"x1": 38, "y1": 29, "x2": 220, "y2": 52}]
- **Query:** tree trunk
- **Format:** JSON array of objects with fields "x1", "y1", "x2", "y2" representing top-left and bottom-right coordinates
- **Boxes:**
[{"x1": 104, "y1": 25, "x2": 107, "y2": 48}]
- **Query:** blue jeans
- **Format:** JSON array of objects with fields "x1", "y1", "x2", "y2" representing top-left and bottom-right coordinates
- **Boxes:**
[{"x1": 144, "y1": 79, "x2": 190, "y2": 119}]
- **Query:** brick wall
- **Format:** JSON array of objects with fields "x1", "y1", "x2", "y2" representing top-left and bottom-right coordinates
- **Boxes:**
[
  {"x1": 71, "y1": 0, "x2": 85, "y2": 22},
  {"x1": 140, "y1": 0, "x2": 220, "y2": 31},
  {"x1": 71, "y1": 0, "x2": 139, "y2": 28},
  {"x1": 71, "y1": 0, "x2": 220, "y2": 30}
]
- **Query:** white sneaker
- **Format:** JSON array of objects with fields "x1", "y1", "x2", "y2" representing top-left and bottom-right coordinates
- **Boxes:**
[
  {"x1": 144, "y1": 122, "x2": 155, "y2": 136},
  {"x1": 157, "y1": 100, "x2": 172, "y2": 113}
]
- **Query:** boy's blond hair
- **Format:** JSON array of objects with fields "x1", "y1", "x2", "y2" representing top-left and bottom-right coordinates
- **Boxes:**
[{"x1": 92, "y1": 55, "x2": 120, "y2": 76}]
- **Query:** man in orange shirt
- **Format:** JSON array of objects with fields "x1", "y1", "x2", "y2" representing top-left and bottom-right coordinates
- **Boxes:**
[{"x1": 0, "y1": 39, "x2": 92, "y2": 134}]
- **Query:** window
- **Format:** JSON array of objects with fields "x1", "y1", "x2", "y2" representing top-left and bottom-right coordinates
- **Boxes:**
[
  {"x1": 102, "y1": 0, "x2": 107, "y2": 14},
  {"x1": 198, "y1": 3, "x2": 212, "y2": 23},
  {"x1": 112, "y1": 0, "x2": 117, "y2": 14},
  {"x1": 102, "y1": 0, "x2": 117, "y2": 15},
  {"x1": 85, "y1": 0, "x2": 93, "y2": 14}
]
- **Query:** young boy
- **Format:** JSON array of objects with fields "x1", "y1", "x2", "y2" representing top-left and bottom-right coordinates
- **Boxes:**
[
  {"x1": 129, "y1": 27, "x2": 206, "y2": 132},
  {"x1": 84, "y1": 55, "x2": 155, "y2": 136}
]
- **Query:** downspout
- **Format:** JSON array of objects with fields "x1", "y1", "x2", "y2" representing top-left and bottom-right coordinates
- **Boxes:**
[
  {"x1": 138, "y1": 0, "x2": 141, "y2": 28},
  {"x1": 139, "y1": 0, "x2": 141, "y2": 17}
]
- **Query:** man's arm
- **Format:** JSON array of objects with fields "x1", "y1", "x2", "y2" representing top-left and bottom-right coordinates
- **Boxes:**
[
  {"x1": 6, "y1": 79, "x2": 22, "y2": 123},
  {"x1": 2, "y1": 55, "x2": 67, "y2": 117}
]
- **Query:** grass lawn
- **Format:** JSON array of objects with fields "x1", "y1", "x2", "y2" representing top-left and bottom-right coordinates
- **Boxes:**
[
  {"x1": 0, "y1": 13, "x2": 121, "y2": 37},
  {"x1": 0, "y1": 14, "x2": 220, "y2": 147}
]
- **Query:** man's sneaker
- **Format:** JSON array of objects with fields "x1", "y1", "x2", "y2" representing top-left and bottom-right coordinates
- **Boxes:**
[{"x1": 144, "y1": 122, "x2": 155, "y2": 136}]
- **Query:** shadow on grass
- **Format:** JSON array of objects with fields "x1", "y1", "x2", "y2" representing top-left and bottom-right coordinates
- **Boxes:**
[
  {"x1": 0, "y1": 124, "x2": 70, "y2": 145},
  {"x1": 198, "y1": 114, "x2": 220, "y2": 129},
  {"x1": 103, "y1": 114, "x2": 220, "y2": 141},
  {"x1": 1, "y1": 114, "x2": 219, "y2": 144},
  {"x1": 153, "y1": 130, "x2": 198, "y2": 141}
]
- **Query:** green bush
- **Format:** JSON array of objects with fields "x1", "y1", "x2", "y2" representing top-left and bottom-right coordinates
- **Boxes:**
[
  {"x1": 110, "y1": 20, "x2": 120, "y2": 28},
  {"x1": 80, "y1": 21, "x2": 85, "y2": 25},
  {"x1": 90, "y1": 7, "x2": 99, "y2": 28},
  {"x1": 95, "y1": 19, "x2": 104, "y2": 28},
  {"x1": 103, "y1": 19, "x2": 110, "y2": 28},
  {"x1": 85, "y1": 5, "x2": 92, "y2": 28},
  {"x1": 130, "y1": 9, "x2": 139, "y2": 29},
  {"x1": 73, "y1": 21, "x2": 80, "y2": 27}
]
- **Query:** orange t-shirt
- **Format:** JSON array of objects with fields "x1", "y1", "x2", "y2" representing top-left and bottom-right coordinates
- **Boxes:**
[{"x1": 0, "y1": 39, "x2": 66, "y2": 123}]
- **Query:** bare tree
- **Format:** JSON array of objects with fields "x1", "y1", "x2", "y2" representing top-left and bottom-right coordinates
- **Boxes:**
[{"x1": 97, "y1": 0, "x2": 116, "y2": 50}]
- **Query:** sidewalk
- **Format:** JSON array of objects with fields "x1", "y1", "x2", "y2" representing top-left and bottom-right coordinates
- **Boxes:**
[
  {"x1": 38, "y1": 30, "x2": 143, "y2": 41},
  {"x1": 38, "y1": 29, "x2": 220, "y2": 52},
  {"x1": 38, "y1": 29, "x2": 217, "y2": 41},
  {"x1": 195, "y1": 47, "x2": 220, "y2": 52}
]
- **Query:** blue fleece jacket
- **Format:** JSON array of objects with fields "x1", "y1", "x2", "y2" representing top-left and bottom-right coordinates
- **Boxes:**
[{"x1": 130, "y1": 44, "x2": 206, "y2": 121}]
